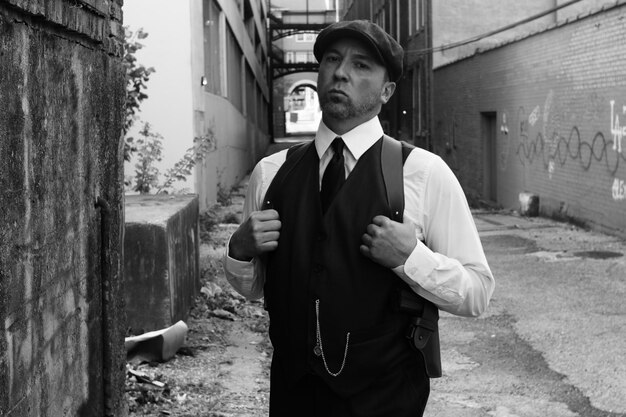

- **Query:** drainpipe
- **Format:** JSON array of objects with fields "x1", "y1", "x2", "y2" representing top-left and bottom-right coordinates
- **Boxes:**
[{"x1": 94, "y1": 196, "x2": 114, "y2": 416}]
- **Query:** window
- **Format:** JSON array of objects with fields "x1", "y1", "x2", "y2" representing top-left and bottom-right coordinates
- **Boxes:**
[
  {"x1": 395, "y1": 0, "x2": 401, "y2": 40},
  {"x1": 203, "y1": 0, "x2": 222, "y2": 94},
  {"x1": 295, "y1": 33, "x2": 316, "y2": 42},
  {"x1": 243, "y1": 0, "x2": 254, "y2": 41},
  {"x1": 413, "y1": 64, "x2": 423, "y2": 134},
  {"x1": 415, "y1": 0, "x2": 425, "y2": 31},
  {"x1": 295, "y1": 51, "x2": 308, "y2": 63},
  {"x1": 257, "y1": 86, "x2": 268, "y2": 133},
  {"x1": 245, "y1": 64, "x2": 256, "y2": 122},
  {"x1": 285, "y1": 51, "x2": 295, "y2": 63},
  {"x1": 226, "y1": 23, "x2": 243, "y2": 112}
]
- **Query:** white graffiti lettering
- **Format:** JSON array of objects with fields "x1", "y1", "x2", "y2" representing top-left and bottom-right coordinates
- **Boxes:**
[
  {"x1": 528, "y1": 106, "x2": 540, "y2": 126},
  {"x1": 609, "y1": 100, "x2": 625, "y2": 153},
  {"x1": 500, "y1": 113, "x2": 508, "y2": 135},
  {"x1": 548, "y1": 160, "x2": 555, "y2": 180},
  {"x1": 612, "y1": 177, "x2": 625, "y2": 201}
]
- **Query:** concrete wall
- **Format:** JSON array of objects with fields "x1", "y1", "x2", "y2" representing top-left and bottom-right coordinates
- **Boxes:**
[
  {"x1": 0, "y1": 1, "x2": 127, "y2": 416},
  {"x1": 433, "y1": 1, "x2": 626, "y2": 237},
  {"x1": 195, "y1": 93, "x2": 268, "y2": 206}
]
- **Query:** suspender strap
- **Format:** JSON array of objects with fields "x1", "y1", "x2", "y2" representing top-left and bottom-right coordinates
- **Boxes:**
[
  {"x1": 381, "y1": 135, "x2": 404, "y2": 223},
  {"x1": 382, "y1": 135, "x2": 442, "y2": 378}
]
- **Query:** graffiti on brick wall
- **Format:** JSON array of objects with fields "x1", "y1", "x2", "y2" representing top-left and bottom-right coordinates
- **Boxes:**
[
  {"x1": 610, "y1": 100, "x2": 625, "y2": 200},
  {"x1": 516, "y1": 97, "x2": 626, "y2": 201},
  {"x1": 516, "y1": 125, "x2": 617, "y2": 172},
  {"x1": 611, "y1": 100, "x2": 624, "y2": 153},
  {"x1": 528, "y1": 105, "x2": 540, "y2": 127},
  {"x1": 613, "y1": 178, "x2": 625, "y2": 200},
  {"x1": 499, "y1": 111, "x2": 511, "y2": 171}
]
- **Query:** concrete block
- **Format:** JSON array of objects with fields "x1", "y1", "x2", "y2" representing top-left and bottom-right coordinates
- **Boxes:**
[{"x1": 124, "y1": 194, "x2": 200, "y2": 334}]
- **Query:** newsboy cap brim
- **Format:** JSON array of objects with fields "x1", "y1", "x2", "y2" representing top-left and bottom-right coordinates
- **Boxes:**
[{"x1": 313, "y1": 20, "x2": 404, "y2": 82}]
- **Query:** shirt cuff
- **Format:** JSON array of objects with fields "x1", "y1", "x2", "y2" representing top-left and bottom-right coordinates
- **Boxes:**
[
  {"x1": 224, "y1": 253, "x2": 255, "y2": 275},
  {"x1": 399, "y1": 240, "x2": 439, "y2": 290}
]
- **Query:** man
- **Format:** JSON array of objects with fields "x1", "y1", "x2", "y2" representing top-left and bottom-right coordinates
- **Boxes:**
[{"x1": 224, "y1": 20, "x2": 494, "y2": 416}]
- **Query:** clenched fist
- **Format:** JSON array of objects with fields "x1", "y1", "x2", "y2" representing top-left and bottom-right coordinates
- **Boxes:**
[
  {"x1": 360, "y1": 215, "x2": 417, "y2": 268},
  {"x1": 228, "y1": 209, "x2": 281, "y2": 261}
]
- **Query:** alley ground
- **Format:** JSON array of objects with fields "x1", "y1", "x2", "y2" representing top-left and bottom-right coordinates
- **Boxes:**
[{"x1": 125, "y1": 179, "x2": 626, "y2": 417}]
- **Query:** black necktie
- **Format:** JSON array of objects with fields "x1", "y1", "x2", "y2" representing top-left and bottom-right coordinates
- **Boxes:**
[{"x1": 321, "y1": 137, "x2": 345, "y2": 213}]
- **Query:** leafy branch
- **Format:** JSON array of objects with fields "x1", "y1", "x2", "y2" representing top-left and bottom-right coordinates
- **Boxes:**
[
  {"x1": 123, "y1": 27, "x2": 155, "y2": 162},
  {"x1": 155, "y1": 130, "x2": 217, "y2": 194},
  {"x1": 130, "y1": 123, "x2": 217, "y2": 194},
  {"x1": 132, "y1": 123, "x2": 163, "y2": 194}
]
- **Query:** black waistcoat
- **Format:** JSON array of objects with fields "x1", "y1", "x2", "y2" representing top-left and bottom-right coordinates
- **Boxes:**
[{"x1": 264, "y1": 138, "x2": 415, "y2": 397}]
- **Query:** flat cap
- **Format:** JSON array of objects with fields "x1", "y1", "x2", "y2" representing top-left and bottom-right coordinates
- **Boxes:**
[{"x1": 314, "y1": 20, "x2": 404, "y2": 82}]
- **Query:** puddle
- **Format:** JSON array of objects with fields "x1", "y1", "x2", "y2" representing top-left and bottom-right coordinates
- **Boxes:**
[
  {"x1": 481, "y1": 235, "x2": 538, "y2": 254},
  {"x1": 572, "y1": 250, "x2": 623, "y2": 259}
]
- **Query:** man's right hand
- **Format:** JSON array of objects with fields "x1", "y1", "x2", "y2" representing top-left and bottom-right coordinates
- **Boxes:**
[{"x1": 228, "y1": 209, "x2": 281, "y2": 261}]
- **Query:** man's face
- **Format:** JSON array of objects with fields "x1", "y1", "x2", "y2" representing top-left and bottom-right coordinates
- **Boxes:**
[{"x1": 317, "y1": 37, "x2": 395, "y2": 125}]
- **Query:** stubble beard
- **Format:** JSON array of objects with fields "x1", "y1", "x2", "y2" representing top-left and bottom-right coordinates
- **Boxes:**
[{"x1": 319, "y1": 91, "x2": 380, "y2": 121}]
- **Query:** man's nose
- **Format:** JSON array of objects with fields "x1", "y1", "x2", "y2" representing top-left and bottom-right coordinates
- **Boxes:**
[{"x1": 333, "y1": 59, "x2": 349, "y2": 80}]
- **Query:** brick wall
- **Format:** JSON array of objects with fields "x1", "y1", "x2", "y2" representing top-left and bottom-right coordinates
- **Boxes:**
[
  {"x1": 0, "y1": 0, "x2": 126, "y2": 415},
  {"x1": 433, "y1": 1, "x2": 626, "y2": 236}
]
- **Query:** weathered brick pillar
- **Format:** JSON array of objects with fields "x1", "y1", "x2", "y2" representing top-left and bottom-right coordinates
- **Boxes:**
[{"x1": 0, "y1": 1, "x2": 127, "y2": 416}]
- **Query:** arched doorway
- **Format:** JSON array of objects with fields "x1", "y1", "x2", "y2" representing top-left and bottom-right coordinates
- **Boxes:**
[{"x1": 285, "y1": 80, "x2": 321, "y2": 134}]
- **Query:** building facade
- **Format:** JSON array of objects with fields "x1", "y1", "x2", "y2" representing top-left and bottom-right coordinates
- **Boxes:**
[
  {"x1": 124, "y1": 0, "x2": 271, "y2": 210},
  {"x1": 432, "y1": 0, "x2": 611, "y2": 68},
  {"x1": 433, "y1": 1, "x2": 626, "y2": 236}
]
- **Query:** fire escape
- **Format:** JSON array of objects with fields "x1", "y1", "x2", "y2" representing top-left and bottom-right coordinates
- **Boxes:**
[
  {"x1": 268, "y1": 6, "x2": 337, "y2": 138},
  {"x1": 269, "y1": 9, "x2": 337, "y2": 79}
]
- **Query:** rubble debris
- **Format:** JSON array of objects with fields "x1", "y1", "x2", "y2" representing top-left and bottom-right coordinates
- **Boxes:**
[
  {"x1": 125, "y1": 320, "x2": 189, "y2": 363},
  {"x1": 210, "y1": 309, "x2": 238, "y2": 321}
]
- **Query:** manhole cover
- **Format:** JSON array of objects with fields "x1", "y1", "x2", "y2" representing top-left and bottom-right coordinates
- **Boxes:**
[{"x1": 573, "y1": 250, "x2": 623, "y2": 259}]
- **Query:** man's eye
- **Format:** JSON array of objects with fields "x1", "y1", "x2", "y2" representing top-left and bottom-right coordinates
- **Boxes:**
[
  {"x1": 355, "y1": 62, "x2": 369, "y2": 69},
  {"x1": 325, "y1": 55, "x2": 339, "y2": 62}
]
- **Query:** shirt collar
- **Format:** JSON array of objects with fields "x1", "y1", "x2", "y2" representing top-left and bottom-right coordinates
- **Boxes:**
[{"x1": 315, "y1": 116, "x2": 384, "y2": 160}]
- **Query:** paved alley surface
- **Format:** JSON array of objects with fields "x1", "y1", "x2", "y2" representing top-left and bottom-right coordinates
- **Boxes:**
[
  {"x1": 126, "y1": 184, "x2": 626, "y2": 416},
  {"x1": 425, "y1": 211, "x2": 626, "y2": 417}
]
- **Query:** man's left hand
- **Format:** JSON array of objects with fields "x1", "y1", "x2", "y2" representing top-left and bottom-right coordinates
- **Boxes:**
[{"x1": 360, "y1": 215, "x2": 417, "y2": 268}]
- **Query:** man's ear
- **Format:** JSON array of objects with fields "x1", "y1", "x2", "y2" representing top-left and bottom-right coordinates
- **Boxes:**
[{"x1": 381, "y1": 81, "x2": 396, "y2": 104}]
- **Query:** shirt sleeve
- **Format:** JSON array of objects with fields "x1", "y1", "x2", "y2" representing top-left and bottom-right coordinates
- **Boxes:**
[
  {"x1": 223, "y1": 154, "x2": 283, "y2": 300},
  {"x1": 394, "y1": 152, "x2": 495, "y2": 317}
]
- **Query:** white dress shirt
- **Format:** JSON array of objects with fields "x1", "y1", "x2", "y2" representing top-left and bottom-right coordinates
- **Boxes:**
[{"x1": 224, "y1": 116, "x2": 495, "y2": 317}]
